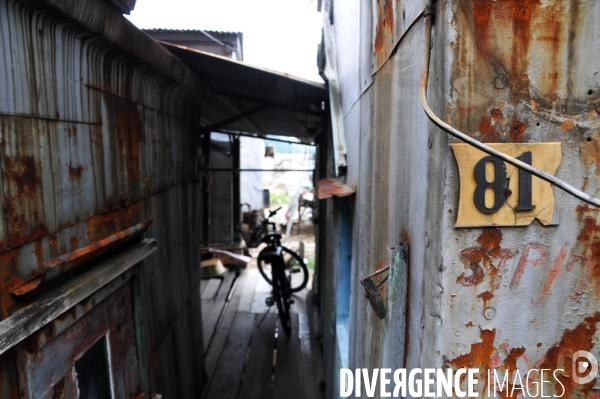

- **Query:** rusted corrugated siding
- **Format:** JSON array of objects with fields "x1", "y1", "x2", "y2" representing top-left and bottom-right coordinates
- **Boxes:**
[
  {"x1": 328, "y1": 0, "x2": 600, "y2": 397},
  {"x1": 0, "y1": 0, "x2": 205, "y2": 396},
  {"x1": 438, "y1": 1, "x2": 600, "y2": 397}
]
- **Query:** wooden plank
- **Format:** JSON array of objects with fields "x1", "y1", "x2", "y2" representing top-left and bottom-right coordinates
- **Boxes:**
[
  {"x1": 0, "y1": 239, "x2": 157, "y2": 356},
  {"x1": 298, "y1": 313, "x2": 319, "y2": 399},
  {"x1": 200, "y1": 279, "x2": 209, "y2": 294},
  {"x1": 201, "y1": 278, "x2": 222, "y2": 300},
  {"x1": 238, "y1": 313, "x2": 277, "y2": 399},
  {"x1": 203, "y1": 269, "x2": 249, "y2": 396},
  {"x1": 189, "y1": 281, "x2": 205, "y2": 394},
  {"x1": 273, "y1": 314, "x2": 303, "y2": 399},
  {"x1": 237, "y1": 268, "x2": 259, "y2": 312},
  {"x1": 202, "y1": 272, "x2": 235, "y2": 350},
  {"x1": 290, "y1": 287, "x2": 307, "y2": 314},
  {"x1": 250, "y1": 273, "x2": 272, "y2": 314},
  {"x1": 305, "y1": 293, "x2": 325, "y2": 399},
  {"x1": 204, "y1": 312, "x2": 255, "y2": 399}
]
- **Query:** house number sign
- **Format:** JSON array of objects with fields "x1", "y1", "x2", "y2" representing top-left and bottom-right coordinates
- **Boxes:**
[{"x1": 451, "y1": 143, "x2": 561, "y2": 227}]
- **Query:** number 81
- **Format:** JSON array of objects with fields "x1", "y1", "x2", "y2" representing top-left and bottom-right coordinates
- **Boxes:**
[{"x1": 473, "y1": 152, "x2": 535, "y2": 214}]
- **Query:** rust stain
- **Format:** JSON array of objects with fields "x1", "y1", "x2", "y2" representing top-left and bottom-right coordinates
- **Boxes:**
[
  {"x1": 6, "y1": 212, "x2": 49, "y2": 249},
  {"x1": 530, "y1": 99, "x2": 538, "y2": 112},
  {"x1": 479, "y1": 116, "x2": 501, "y2": 142},
  {"x1": 0, "y1": 248, "x2": 27, "y2": 318},
  {"x1": 68, "y1": 162, "x2": 83, "y2": 180},
  {"x1": 70, "y1": 236, "x2": 79, "y2": 251},
  {"x1": 10, "y1": 218, "x2": 151, "y2": 296},
  {"x1": 499, "y1": 347, "x2": 527, "y2": 399},
  {"x1": 477, "y1": 290, "x2": 494, "y2": 308},
  {"x1": 503, "y1": 346, "x2": 526, "y2": 376},
  {"x1": 374, "y1": 259, "x2": 386, "y2": 298},
  {"x1": 33, "y1": 240, "x2": 43, "y2": 266},
  {"x1": 374, "y1": 0, "x2": 394, "y2": 65},
  {"x1": 116, "y1": 102, "x2": 144, "y2": 181},
  {"x1": 477, "y1": 228, "x2": 503, "y2": 259},
  {"x1": 468, "y1": 0, "x2": 541, "y2": 99},
  {"x1": 449, "y1": 329, "x2": 496, "y2": 391},
  {"x1": 456, "y1": 261, "x2": 484, "y2": 286},
  {"x1": 48, "y1": 235, "x2": 57, "y2": 246},
  {"x1": 509, "y1": 117, "x2": 529, "y2": 142},
  {"x1": 583, "y1": 176, "x2": 590, "y2": 191},
  {"x1": 490, "y1": 107, "x2": 506, "y2": 124},
  {"x1": 85, "y1": 201, "x2": 142, "y2": 243},
  {"x1": 458, "y1": 228, "x2": 505, "y2": 288},
  {"x1": 9, "y1": 275, "x2": 42, "y2": 296},
  {"x1": 466, "y1": 321, "x2": 474, "y2": 328},
  {"x1": 575, "y1": 204, "x2": 598, "y2": 221},
  {"x1": 560, "y1": 120, "x2": 575, "y2": 131},
  {"x1": 452, "y1": 0, "x2": 569, "y2": 148},
  {"x1": 573, "y1": 216, "x2": 600, "y2": 295},
  {"x1": 3, "y1": 155, "x2": 41, "y2": 198},
  {"x1": 580, "y1": 132, "x2": 600, "y2": 177},
  {"x1": 400, "y1": 228, "x2": 410, "y2": 243},
  {"x1": 538, "y1": 312, "x2": 600, "y2": 397}
]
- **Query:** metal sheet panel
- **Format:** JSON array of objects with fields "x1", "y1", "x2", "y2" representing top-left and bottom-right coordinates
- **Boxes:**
[
  {"x1": 372, "y1": 0, "x2": 427, "y2": 72},
  {"x1": 433, "y1": 1, "x2": 600, "y2": 397},
  {"x1": 0, "y1": 0, "x2": 205, "y2": 396},
  {"x1": 332, "y1": 0, "x2": 600, "y2": 397}
]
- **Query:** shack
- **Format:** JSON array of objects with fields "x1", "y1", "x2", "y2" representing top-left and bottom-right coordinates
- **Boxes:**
[{"x1": 0, "y1": 0, "x2": 328, "y2": 397}]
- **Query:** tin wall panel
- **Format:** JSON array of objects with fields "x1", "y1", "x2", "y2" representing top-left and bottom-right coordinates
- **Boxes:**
[
  {"x1": 332, "y1": 0, "x2": 361, "y2": 117},
  {"x1": 0, "y1": 0, "x2": 204, "y2": 396},
  {"x1": 434, "y1": 1, "x2": 600, "y2": 397},
  {"x1": 372, "y1": 0, "x2": 426, "y2": 72}
]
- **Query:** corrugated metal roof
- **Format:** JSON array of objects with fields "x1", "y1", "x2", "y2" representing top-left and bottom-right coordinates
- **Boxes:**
[
  {"x1": 159, "y1": 42, "x2": 328, "y2": 141},
  {"x1": 142, "y1": 29, "x2": 242, "y2": 36}
]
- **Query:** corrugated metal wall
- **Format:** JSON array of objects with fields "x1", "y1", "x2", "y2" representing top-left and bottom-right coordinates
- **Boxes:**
[
  {"x1": 0, "y1": 0, "x2": 205, "y2": 396},
  {"x1": 325, "y1": 0, "x2": 600, "y2": 397}
]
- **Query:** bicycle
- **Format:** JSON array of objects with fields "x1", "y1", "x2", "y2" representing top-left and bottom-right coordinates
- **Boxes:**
[{"x1": 254, "y1": 207, "x2": 309, "y2": 334}]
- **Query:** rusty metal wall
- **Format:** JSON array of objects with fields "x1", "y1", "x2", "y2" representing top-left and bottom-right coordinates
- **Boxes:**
[
  {"x1": 435, "y1": 1, "x2": 600, "y2": 397},
  {"x1": 326, "y1": 0, "x2": 600, "y2": 398},
  {"x1": 0, "y1": 0, "x2": 204, "y2": 396}
]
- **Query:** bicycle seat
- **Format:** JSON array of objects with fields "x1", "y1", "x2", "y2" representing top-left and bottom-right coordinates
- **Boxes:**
[
  {"x1": 257, "y1": 246, "x2": 283, "y2": 264},
  {"x1": 262, "y1": 233, "x2": 282, "y2": 242}
]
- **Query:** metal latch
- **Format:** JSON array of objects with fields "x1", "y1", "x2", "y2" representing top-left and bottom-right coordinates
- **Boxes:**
[{"x1": 360, "y1": 265, "x2": 390, "y2": 319}]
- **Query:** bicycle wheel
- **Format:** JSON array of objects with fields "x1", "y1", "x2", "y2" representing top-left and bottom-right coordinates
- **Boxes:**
[
  {"x1": 272, "y1": 267, "x2": 291, "y2": 334},
  {"x1": 257, "y1": 246, "x2": 309, "y2": 292}
]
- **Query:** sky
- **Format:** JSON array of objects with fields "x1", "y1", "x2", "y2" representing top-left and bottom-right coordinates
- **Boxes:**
[{"x1": 126, "y1": 0, "x2": 324, "y2": 83}]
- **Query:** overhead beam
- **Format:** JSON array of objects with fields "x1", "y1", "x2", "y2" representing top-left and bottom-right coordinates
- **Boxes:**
[
  {"x1": 204, "y1": 168, "x2": 314, "y2": 172},
  {"x1": 213, "y1": 89, "x2": 326, "y2": 117},
  {"x1": 203, "y1": 129, "x2": 316, "y2": 146},
  {"x1": 201, "y1": 104, "x2": 270, "y2": 133}
]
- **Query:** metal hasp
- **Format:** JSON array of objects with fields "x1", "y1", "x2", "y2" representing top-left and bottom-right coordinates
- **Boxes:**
[
  {"x1": 360, "y1": 265, "x2": 389, "y2": 319},
  {"x1": 359, "y1": 241, "x2": 409, "y2": 319},
  {"x1": 419, "y1": 6, "x2": 600, "y2": 208}
]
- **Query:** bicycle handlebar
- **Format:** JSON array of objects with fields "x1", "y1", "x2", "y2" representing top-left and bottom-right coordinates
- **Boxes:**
[{"x1": 268, "y1": 207, "x2": 282, "y2": 218}]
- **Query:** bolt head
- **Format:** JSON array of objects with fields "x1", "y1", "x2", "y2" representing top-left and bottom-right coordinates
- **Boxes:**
[
  {"x1": 484, "y1": 307, "x2": 496, "y2": 320},
  {"x1": 494, "y1": 76, "x2": 507, "y2": 89}
]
